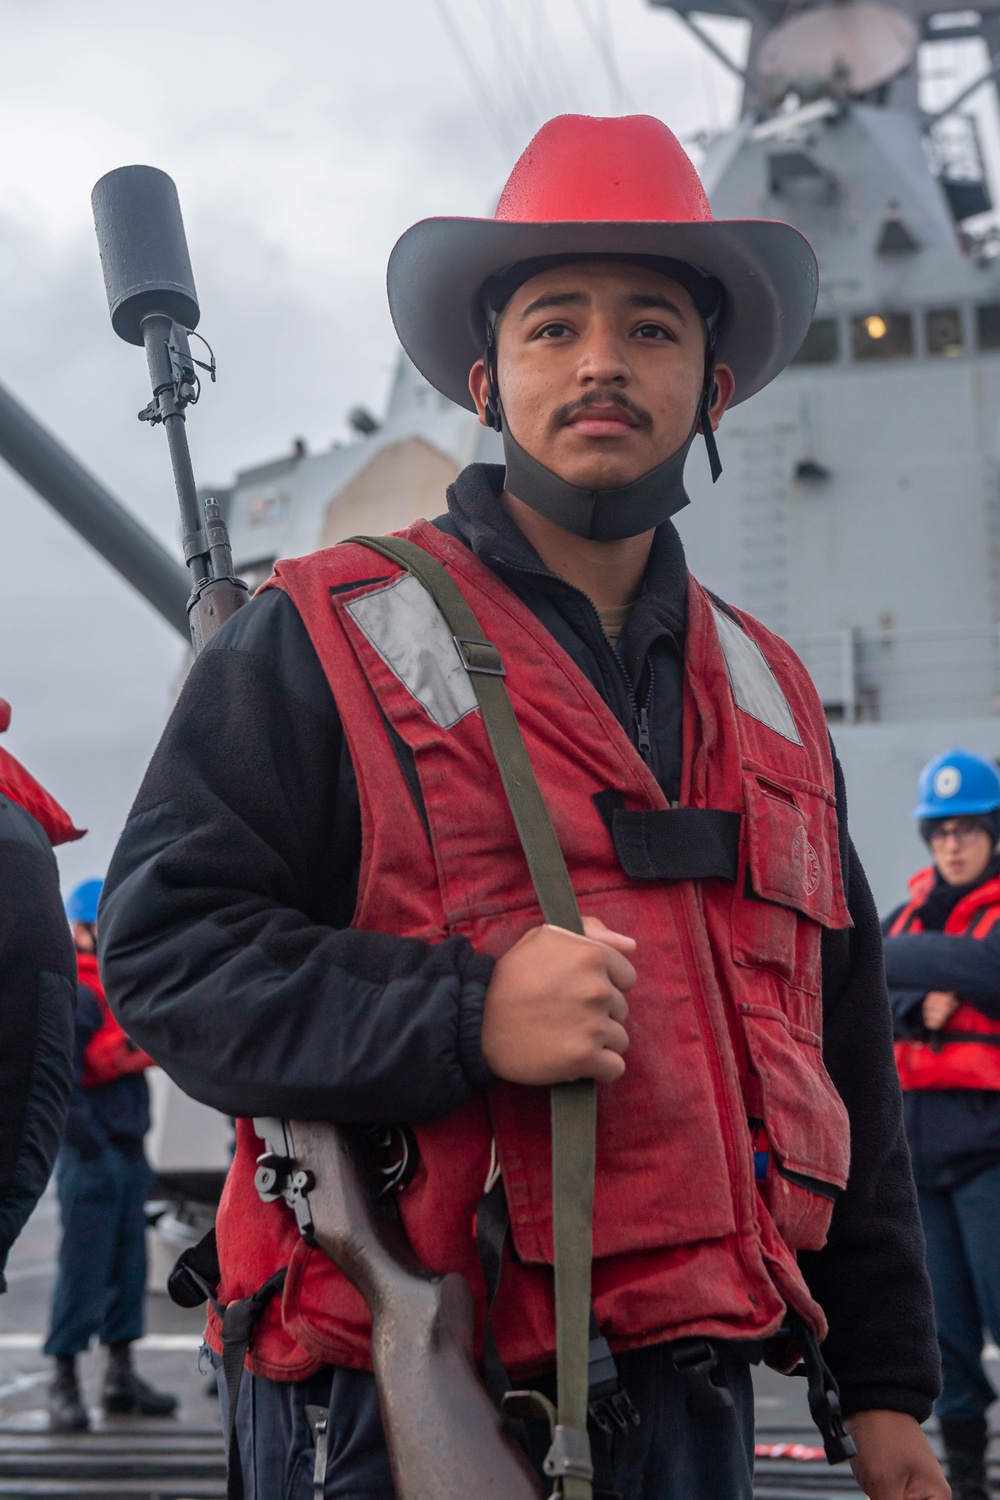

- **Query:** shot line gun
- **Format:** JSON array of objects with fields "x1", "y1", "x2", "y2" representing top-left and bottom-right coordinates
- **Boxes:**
[{"x1": 91, "y1": 165, "x2": 541, "y2": 1500}]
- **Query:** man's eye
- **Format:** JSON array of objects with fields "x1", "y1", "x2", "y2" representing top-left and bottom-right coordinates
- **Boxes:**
[
  {"x1": 635, "y1": 323, "x2": 671, "y2": 340},
  {"x1": 537, "y1": 322, "x2": 573, "y2": 339}
]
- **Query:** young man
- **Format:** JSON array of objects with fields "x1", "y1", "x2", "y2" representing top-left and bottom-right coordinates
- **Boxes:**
[
  {"x1": 45, "y1": 879, "x2": 177, "y2": 1432},
  {"x1": 99, "y1": 115, "x2": 945, "y2": 1498},
  {"x1": 885, "y1": 748, "x2": 1000, "y2": 1500}
]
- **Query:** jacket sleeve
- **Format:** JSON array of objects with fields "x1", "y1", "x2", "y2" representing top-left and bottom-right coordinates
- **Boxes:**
[
  {"x1": 798, "y1": 752, "x2": 939, "y2": 1421},
  {"x1": 98, "y1": 587, "x2": 494, "y2": 1125},
  {"x1": 0, "y1": 793, "x2": 76, "y2": 1289},
  {"x1": 883, "y1": 929, "x2": 1000, "y2": 1017},
  {"x1": 62, "y1": 986, "x2": 110, "y2": 1159}
]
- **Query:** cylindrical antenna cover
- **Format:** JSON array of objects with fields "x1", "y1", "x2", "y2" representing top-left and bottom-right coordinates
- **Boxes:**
[{"x1": 92, "y1": 165, "x2": 200, "y2": 345}]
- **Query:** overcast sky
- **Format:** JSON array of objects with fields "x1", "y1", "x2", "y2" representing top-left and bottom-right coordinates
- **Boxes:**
[{"x1": 0, "y1": 0, "x2": 748, "y2": 889}]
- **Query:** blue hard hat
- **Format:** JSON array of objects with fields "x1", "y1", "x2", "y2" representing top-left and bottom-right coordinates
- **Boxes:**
[
  {"x1": 64, "y1": 878, "x2": 103, "y2": 925},
  {"x1": 912, "y1": 749, "x2": 1000, "y2": 820}
]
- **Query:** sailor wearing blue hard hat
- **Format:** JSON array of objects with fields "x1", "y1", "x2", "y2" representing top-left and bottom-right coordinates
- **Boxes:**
[
  {"x1": 884, "y1": 748, "x2": 1000, "y2": 1499},
  {"x1": 44, "y1": 877, "x2": 176, "y2": 1434}
]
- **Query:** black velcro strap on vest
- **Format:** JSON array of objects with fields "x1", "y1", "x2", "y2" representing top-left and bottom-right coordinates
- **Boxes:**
[{"x1": 592, "y1": 791, "x2": 740, "y2": 882}]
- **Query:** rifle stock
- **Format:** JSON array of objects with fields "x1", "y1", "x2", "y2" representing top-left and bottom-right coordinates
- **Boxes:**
[{"x1": 286, "y1": 1121, "x2": 543, "y2": 1500}]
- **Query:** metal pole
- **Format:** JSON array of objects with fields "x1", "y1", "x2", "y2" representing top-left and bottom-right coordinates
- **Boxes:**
[
  {"x1": 0, "y1": 375, "x2": 190, "y2": 638},
  {"x1": 139, "y1": 313, "x2": 210, "y2": 588},
  {"x1": 923, "y1": 51, "x2": 1000, "y2": 125},
  {"x1": 672, "y1": 10, "x2": 747, "y2": 79}
]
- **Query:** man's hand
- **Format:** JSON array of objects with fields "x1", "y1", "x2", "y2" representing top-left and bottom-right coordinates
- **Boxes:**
[
  {"x1": 846, "y1": 1410, "x2": 950, "y2": 1499},
  {"x1": 923, "y1": 991, "x2": 959, "y2": 1031},
  {"x1": 482, "y1": 916, "x2": 636, "y2": 1086}
]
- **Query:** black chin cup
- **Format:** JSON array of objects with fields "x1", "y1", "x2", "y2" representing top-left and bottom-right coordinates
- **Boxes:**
[{"x1": 500, "y1": 422, "x2": 697, "y2": 542}]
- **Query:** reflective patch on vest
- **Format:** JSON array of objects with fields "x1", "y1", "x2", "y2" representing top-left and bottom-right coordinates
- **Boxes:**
[
  {"x1": 710, "y1": 604, "x2": 802, "y2": 745},
  {"x1": 346, "y1": 572, "x2": 478, "y2": 729}
]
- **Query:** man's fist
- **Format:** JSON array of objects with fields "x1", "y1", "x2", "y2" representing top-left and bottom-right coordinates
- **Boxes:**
[
  {"x1": 846, "y1": 1410, "x2": 950, "y2": 1499},
  {"x1": 923, "y1": 991, "x2": 959, "y2": 1031},
  {"x1": 481, "y1": 916, "x2": 636, "y2": 1087}
]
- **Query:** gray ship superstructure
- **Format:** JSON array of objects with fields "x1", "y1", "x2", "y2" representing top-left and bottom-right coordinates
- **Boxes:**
[{"x1": 672, "y1": 0, "x2": 1000, "y2": 904}]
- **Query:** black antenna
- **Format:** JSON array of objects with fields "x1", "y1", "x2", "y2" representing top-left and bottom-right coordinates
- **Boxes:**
[{"x1": 91, "y1": 165, "x2": 247, "y2": 655}]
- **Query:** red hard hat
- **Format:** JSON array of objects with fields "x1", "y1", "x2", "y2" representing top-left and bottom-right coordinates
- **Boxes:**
[
  {"x1": 387, "y1": 113, "x2": 817, "y2": 411},
  {"x1": 495, "y1": 113, "x2": 711, "y2": 225}
]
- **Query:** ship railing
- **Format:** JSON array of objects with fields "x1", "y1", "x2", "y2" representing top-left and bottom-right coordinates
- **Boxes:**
[{"x1": 786, "y1": 624, "x2": 1000, "y2": 723}]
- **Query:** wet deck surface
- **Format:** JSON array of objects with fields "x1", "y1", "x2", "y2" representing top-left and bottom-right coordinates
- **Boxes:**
[{"x1": 1, "y1": 1186, "x2": 996, "y2": 1496}]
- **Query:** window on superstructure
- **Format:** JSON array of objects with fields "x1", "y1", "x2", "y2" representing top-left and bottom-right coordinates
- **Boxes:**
[
  {"x1": 926, "y1": 308, "x2": 964, "y2": 357},
  {"x1": 850, "y1": 313, "x2": 914, "y2": 361},
  {"x1": 791, "y1": 317, "x2": 840, "y2": 364},
  {"x1": 976, "y1": 304, "x2": 1000, "y2": 350}
]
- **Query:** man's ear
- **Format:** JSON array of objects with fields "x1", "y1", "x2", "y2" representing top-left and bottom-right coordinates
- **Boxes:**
[
  {"x1": 702, "y1": 363, "x2": 735, "y2": 433},
  {"x1": 469, "y1": 359, "x2": 491, "y2": 427}
]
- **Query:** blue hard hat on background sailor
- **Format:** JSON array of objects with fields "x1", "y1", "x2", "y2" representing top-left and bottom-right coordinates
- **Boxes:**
[
  {"x1": 884, "y1": 747, "x2": 1000, "y2": 1497},
  {"x1": 912, "y1": 747, "x2": 1000, "y2": 845},
  {"x1": 44, "y1": 876, "x2": 177, "y2": 1434}
]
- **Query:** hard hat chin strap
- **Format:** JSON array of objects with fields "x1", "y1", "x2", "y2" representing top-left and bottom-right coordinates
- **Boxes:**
[{"x1": 484, "y1": 322, "x2": 722, "y2": 542}]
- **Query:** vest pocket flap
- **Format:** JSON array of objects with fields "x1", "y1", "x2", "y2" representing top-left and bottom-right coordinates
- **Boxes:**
[
  {"x1": 742, "y1": 775, "x2": 849, "y2": 929},
  {"x1": 741, "y1": 1005, "x2": 850, "y2": 1191}
]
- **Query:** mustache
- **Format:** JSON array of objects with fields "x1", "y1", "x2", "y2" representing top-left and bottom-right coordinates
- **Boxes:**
[{"x1": 551, "y1": 388, "x2": 654, "y2": 433}]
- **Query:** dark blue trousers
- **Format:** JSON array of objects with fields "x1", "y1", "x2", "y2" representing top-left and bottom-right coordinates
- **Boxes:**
[
  {"x1": 918, "y1": 1160, "x2": 1000, "y2": 1421},
  {"x1": 212, "y1": 1342, "x2": 755, "y2": 1500},
  {"x1": 44, "y1": 1143, "x2": 153, "y2": 1357}
]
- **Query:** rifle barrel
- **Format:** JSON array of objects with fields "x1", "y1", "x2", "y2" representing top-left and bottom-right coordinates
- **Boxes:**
[{"x1": 0, "y1": 376, "x2": 190, "y2": 638}]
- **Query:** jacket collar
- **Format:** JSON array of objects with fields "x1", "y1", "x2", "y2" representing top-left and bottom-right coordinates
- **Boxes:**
[{"x1": 437, "y1": 463, "x2": 688, "y2": 653}]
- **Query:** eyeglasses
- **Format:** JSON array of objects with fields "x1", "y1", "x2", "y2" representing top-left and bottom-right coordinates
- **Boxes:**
[{"x1": 928, "y1": 821, "x2": 988, "y2": 847}]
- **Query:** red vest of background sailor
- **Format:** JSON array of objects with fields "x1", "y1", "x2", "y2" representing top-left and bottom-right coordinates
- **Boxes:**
[
  {"x1": 75, "y1": 949, "x2": 154, "y2": 1088},
  {"x1": 0, "y1": 697, "x2": 84, "y2": 849},
  {"x1": 890, "y1": 865, "x2": 1000, "y2": 1091}
]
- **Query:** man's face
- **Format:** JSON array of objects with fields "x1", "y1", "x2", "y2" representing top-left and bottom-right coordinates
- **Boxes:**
[
  {"x1": 72, "y1": 920, "x2": 97, "y2": 954},
  {"x1": 928, "y1": 818, "x2": 995, "y2": 886},
  {"x1": 469, "y1": 259, "x2": 734, "y2": 491}
]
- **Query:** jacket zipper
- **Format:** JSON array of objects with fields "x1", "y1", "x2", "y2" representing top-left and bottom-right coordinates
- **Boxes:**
[{"x1": 492, "y1": 555, "x2": 655, "y2": 764}]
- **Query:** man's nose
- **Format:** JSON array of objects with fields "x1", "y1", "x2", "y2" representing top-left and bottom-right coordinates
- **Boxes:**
[{"x1": 576, "y1": 323, "x2": 630, "y2": 384}]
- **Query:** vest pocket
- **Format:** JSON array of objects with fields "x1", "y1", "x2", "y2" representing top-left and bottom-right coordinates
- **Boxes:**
[
  {"x1": 731, "y1": 773, "x2": 849, "y2": 993},
  {"x1": 741, "y1": 1004, "x2": 850, "y2": 1252}
]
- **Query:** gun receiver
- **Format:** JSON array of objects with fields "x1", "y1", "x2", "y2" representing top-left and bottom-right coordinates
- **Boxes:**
[{"x1": 253, "y1": 1118, "x2": 542, "y2": 1500}]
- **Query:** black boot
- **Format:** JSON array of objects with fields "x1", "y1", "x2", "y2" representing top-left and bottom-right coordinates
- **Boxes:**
[
  {"x1": 940, "y1": 1416, "x2": 990, "y2": 1500},
  {"x1": 48, "y1": 1355, "x2": 89, "y2": 1432},
  {"x1": 102, "y1": 1341, "x2": 178, "y2": 1417}
]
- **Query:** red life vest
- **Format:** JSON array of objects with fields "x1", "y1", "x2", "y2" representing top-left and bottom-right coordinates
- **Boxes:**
[
  {"x1": 77, "y1": 950, "x2": 154, "y2": 1088},
  {"x1": 0, "y1": 745, "x2": 84, "y2": 847},
  {"x1": 890, "y1": 866, "x2": 1000, "y2": 1091},
  {"x1": 207, "y1": 520, "x2": 852, "y2": 1383}
]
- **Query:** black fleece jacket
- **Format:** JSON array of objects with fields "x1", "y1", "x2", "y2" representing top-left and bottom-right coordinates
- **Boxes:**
[
  {"x1": 99, "y1": 463, "x2": 938, "y2": 1419},
  {"x1": 0, "y1": 792, "x2": 76, "y2": 1289}
]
